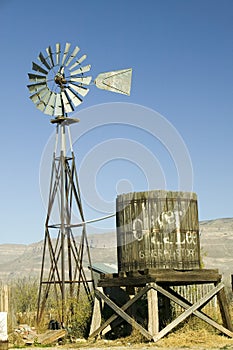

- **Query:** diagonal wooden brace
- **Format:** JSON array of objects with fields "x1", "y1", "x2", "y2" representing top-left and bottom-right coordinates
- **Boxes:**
[
  {"x1": 150, "y1": 282, "x2": 233, "y2": 342},
  {"x1": 89, "y1": 285, "x2": 150, "y2": 338},
  {"x1": 160, "y1": 285, "x2": 233, "y2": 337},
  {"x1": 94, "y1": 288, "x2": 153, "y2": 341}
]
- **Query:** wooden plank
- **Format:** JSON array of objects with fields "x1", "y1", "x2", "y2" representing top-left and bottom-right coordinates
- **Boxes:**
[
  {"x1": 152, "y1": 282, "x2": 228, "y2": 342},
  {"x1": 37, "y1": 329, "x2": 67, "y2": 345},
  {"x1": 217, "y1": 287, "x2": 233, "y2": 332},
  {"x1": 94, "y1": 289, "x2": 153, "y2": 341},
  {"x1": 98, "y1": 269, "x2": 221, "y2": 287},
  {"x1": 98, "y1": 275, "x2": 149, "y2": 287},
  {"x1": 147, "y1": 288, "x2": 159, "y2": 336},
  {"x1": 148, "y1": 269, "x2": 222, "y2": 284}
]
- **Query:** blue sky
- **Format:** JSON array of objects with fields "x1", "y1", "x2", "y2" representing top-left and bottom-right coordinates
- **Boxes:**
[{"x1": 0, "y1": 0, "x2": 232, "y2": 244}]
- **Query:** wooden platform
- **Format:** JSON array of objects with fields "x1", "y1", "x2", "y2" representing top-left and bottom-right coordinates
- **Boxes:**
[
  {"x1": 98, "y1": 268, "x2": 222, "y2": 287},
  {"x1": 90, "y1": 269, "x2": 233, "y2": 343}
]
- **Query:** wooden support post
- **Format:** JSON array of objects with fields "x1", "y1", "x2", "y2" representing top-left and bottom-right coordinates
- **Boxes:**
[
  {"x1": 217, "y1": 287, "x2": 233, "y2": 332},
  {"x1": 147, "y1": 288, "x2": 159, "y2": 336},
  {"x1": 0, "y1": 286, "x2": 8, "y2": 313},
  {"x1": 89, "y1": 288, "x2": 104, "y2": 337}
]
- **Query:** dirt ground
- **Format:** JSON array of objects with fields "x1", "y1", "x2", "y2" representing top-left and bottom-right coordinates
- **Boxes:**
[
  {"x1": 11, "y1": 339, "x2": 233, "y2": 350},
  {"x1": 11, "y1": 346, "x2": 233, "y2": 350},
  {"x1": 10, "y1": 326, "x2": 233, "y2": 350}
]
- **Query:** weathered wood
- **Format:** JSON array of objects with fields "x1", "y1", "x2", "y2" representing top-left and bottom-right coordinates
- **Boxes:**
[
  {"x1": 98, "y1": 269, "x2": 221, "y2": 287},
  {"x1": 217, "y1": 287, "x2": 233, "y2": 332},
  {"x1": 89, "y1": 288, "x2": 103, "y2": 337},
  {"x1": 37, "y1": 329, "x2": 67, "y2": 345},
  {"x1": 147, "y1": 288, "x2": 159, "y2": 336},
  {"x1": 91, "y1": 277, "x2": 233, "y2": 343},
  {"x1": 0, "y1": 341, "x2": 8, "y2": 350},
  {"x1": 0, "y1": 286, "x2": 8, "y2": 313},
  {"x1": 89, "y1": 285, "x2": 150, "y2": 339},
  {"x1": 94, "y1": 289, "x2": 153, "y2": 341},
  {"x1": 148, "y1": 269, "x2": 222, "y2": 284},
  {"x1": 117, "y1": 190, "x2": 200, "y2": 272},
  {"x1": 152, "y1": 282, "x2": 231, "y2": 342}
]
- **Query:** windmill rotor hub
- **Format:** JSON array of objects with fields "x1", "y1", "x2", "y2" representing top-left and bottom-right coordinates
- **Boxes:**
[{"x1": 54, "y1": 73, "x2": 66, "y2": 87}]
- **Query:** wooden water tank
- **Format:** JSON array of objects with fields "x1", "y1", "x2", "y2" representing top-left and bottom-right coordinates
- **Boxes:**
[{"x1": 116, "y1": 190, "x2": 201, "y2": 272}]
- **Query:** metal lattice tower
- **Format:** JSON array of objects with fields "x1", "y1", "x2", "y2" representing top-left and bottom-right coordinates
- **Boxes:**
[{"x1": 27, "y1": 42, "x2": 132, "y2": 325}]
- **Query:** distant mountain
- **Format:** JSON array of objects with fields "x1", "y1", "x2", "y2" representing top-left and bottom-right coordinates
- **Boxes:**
[
  {"x1": 0, "y1": 218, "x2": 232, "y2": 288},
  {"x1": 200, "y1": 218, "x2": 233, "y2": 287},
  {"x1": 0, "y1": 233, "x2": 117, "y2": 282}
]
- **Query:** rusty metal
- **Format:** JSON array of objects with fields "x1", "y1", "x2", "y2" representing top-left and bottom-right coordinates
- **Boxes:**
[{"x1": 37, "y1": 124, "x2": 94, "y2": 326}]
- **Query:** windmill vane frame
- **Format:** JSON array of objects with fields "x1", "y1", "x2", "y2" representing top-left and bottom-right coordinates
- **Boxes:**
[{"x1": 27, "y1": 42, "x2": 132, "y2": 325}]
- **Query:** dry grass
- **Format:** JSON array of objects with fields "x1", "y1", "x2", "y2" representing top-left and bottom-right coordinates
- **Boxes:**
[
  {"x1": 82, "y1": 308, "x2": 233, "y2": 349},
  {"x1": 157, "y1": 322, "x2": 233, "y2": 349}
]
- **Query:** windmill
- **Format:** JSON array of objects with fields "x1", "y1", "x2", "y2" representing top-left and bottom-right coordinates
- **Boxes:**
[{"x1": 27, "y1": 42, "x2": 132, "y2": 326}]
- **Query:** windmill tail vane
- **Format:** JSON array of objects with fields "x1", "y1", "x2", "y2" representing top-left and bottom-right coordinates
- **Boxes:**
[{"x1": 94, "y1": 68, "x2": 132, "y2": 96}]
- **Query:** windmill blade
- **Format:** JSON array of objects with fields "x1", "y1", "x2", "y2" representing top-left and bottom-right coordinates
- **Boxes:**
[
  {"x1": 68, "y1": 83, "x2": 89, "y2": 97},
  {"x1": 39, "y1": 90, "x2": 52, "y2": 105},
  {"x1": 30, "y1": 87, "x2": 50, "y2": 103},
  {"x1": 70, "y1": 64, "x2": 91, "y2": 76},
  {"x1": 61, "y1": 42, "x2": 71, "y2": 65},
  {"x1": 32, "y1": 62, "x2": 48, "y2": 75},
  {"x1": 94, "y1": 68, "x2": 132, "y2": 96},
  {"x1": 44, "y1": 92, "x2": 57, "y2": 115},
  {"x1": 27, "y1": 82, "x2": 47, "y2": 93},
  {"x1": 28, "y1": 73, "x2": 46, "y2": 83},
  {"x1": 46, "y1": 46, "x2": 55, "y2": 67},
  {"x1": 65, "y1": 46, "x2": 80, "y2": 67},
  {"x1": 54, "y1": 93, "x2": 63, "y2": 115},
  {"x1": 61, "y1": 90, "x2": 74, "y2": 113},
  {"x1": 36, "y1": 91, "x2": 52, "y2": 112},
  {"x1": 36, "y1": 101, "x2": 47, "y2": 113},
  {"x1": 69, "y1": 76, "x2": 92, "y2": 85},
  {"x1": 55, "y1": 43, "x2": 61, "y2": 65},
  {"x1": 30, "y1": 93, "x2": 41, "y2": 104},
  {"x1": 69, "y1": 54, "x2": 87, "y2": 70},
  {"x1": 65, "y1": 87, "x2": 82, "y2": 107},
  {"x1": 38, "y1": 52, "x2": 51, "y2": 70}
]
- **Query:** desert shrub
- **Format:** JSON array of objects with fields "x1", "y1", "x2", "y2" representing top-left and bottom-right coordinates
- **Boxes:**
[
  {"x1": 10, "y1": 277, "x2": 38, "y2": 314},
  {"x1": 8, "y1": 277, "x2": 92, "y2": 339},
  {"x1": 9, "y1": 277, "x2": 39, "y2": 327},
  {"x1": 65, "y1": 293, "x2": 93, "y2": 339}
]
